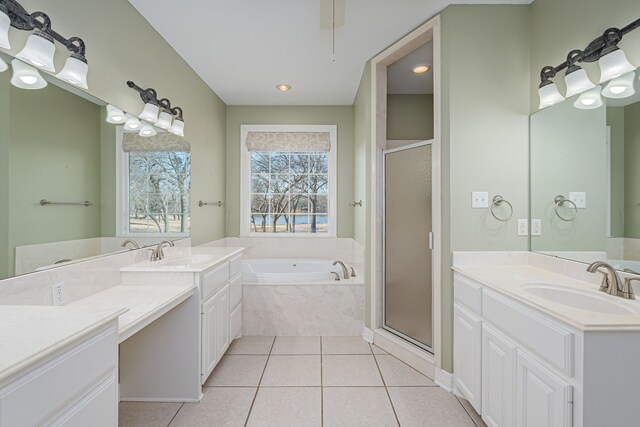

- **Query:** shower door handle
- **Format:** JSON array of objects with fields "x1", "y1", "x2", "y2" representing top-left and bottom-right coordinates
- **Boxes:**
[{"x1": 428, "y1": 231, "x2": 433, "y2": 250}]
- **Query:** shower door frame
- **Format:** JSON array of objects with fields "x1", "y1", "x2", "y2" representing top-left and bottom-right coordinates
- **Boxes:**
[{"x1": 382, "y1": 140, "x2": 434, "y2": 353}]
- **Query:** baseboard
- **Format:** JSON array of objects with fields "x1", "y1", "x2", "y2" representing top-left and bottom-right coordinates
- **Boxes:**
[
  {"x1": 435, "y1": 368, "x2": 454, "y2": 393},
  {"x1": 362, "y1": 326, "x2": 374, "y2": 343}
]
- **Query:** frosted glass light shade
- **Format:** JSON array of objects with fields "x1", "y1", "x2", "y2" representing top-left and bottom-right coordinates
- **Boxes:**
[
  {"x1": 574, "y1": 86, "x2": 603, "y2": 110},
  {"x1": 565, "y1": 68, "x2": 596, "y2": 98},
  {"x1": 124, "y1": 114, "x2": 142, "y2": 131},
  {"x1": 16, "y1": 32, "x2": 56, "y2": 72},
  {"x1": 55, "y1": 56, "x2": 88, "y2": 89},
  {"x1": 0, "y1": 57, "x2": 7, "y2": 73},
  {"x1": 0, "y1": 9, "x2": 10, "y2": 49},
  {"x1": 602, "y1": 71, "x2": 636, "y2": 99},
  {"x1": 599, "y1": 49, "x2": 636, "y2": 83},
  {"x1": 170, "y1": 118, "x2": 185, "y2": 137},
  {"x1": 106, "y1": 104, "x2": 126, "y2": 124},
  {"x1": 139, "y1": 123, "x2": 157, "y2": 137},
  {"x1": 10, "y1": 59, "x2": 47, "y2": 90},
  {"x1": 538, "y1": 82, "x2": 565, "y2": 109},
  {"x1": 155, "y1": 110, "x2": 173, "y2": 130},
  {"x1": 139, "y1": 102, "x2": 159, "y2": 123}
]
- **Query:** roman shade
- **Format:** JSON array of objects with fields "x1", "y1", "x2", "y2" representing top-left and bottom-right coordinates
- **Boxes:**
[
  {"x1": 122, "y1": 131, "x2": 191, "y2": 152},
  {"x1": 246, "y1": 131, "x2": 331, "y2": 152}
]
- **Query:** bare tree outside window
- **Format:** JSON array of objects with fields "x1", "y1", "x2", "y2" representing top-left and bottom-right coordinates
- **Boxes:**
[
  {"x1": 128, "y1": 152, "x2": 191, "y2": 234},
  {"x1": 250, "y1": 151, "x2": 329, "y2": 233}
]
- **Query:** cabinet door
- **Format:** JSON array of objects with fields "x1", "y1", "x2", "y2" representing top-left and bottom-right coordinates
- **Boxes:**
[
  {"x1": 214, "y1": 283, "x2": 230, "y2": 360},
  {"x1": 454, "y1": 303, "x2": 482, "y2": 413},
  {"x1": 516, "y1": 351, "x2": 573, "y2": 427},
  {"x1": 201, "y1": 292, "x2": 219, "y2": 378},
  {"x1": 482, "y1": 325, "x2": 517, "y2": 427}
]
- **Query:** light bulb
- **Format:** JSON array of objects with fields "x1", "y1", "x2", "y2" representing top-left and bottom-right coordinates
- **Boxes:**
[
  {"x1": 124, "y1": 114, "x2": 142, "y2": 131},
  {"x1": 139, "y1": 123, "x2": 157, "y2": 137},
  {"x1": 106, "y1": 104, "x2": 126, "y2": 124},
  {"x1": 574, "y1": 86, "x2": 603, "y2": 110},
  {"x1": 10, "y1": 59, "x2": 47, "y2": 90},
  {"x1": 602, "y1": 71, "x2": 636, "y2": 99}
]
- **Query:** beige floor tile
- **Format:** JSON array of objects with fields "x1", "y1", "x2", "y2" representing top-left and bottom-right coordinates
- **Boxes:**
[
  {"x1": 261, "y1": 355, "x2": 321, "y2": 386},
  {"x1": 205, "y1": 355, "x2": 268, "y2": 386},
  {"x1": 322, "y1": 355, "x2": 383, "y2": 386},
  {"x1": 322, "y1": 336, "x2": 372, "y2": 354},
  {"x1": 375, "y1": 354, "x2": 435, "y2": 386},
  {"x1": 170, "y1": 387, "x2": 255, "y2": 427},
  {"x1": 387, "y1": 387, "x2": 475, "y2": 427},
  {"x1": 456, "y1": 396, "x2": 488, "y2": 427},
  {"x1": 371, "y1": 344, "x2": 388, "y2": 354},
  {"x1": 271, "y1": 336, "x2": 321, "y2": 354},
  {"x1": 246, "y1": 387, "x2": 321, "y2": 427},
  {"x1": 119, "y1": 402, "x2": 182, "y2": 427},
  {"x1": 323, "y1": 387, "x2": 398, "y2": 427},
  {"x1": 226, "y1": 336, "x2": 275, "y2": 355}
]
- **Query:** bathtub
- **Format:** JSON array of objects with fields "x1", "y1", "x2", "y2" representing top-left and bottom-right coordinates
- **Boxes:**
[
  {"x1": 242, "y1": 258, "x2": 339, "y2": 283},
  {"x1": 241, "y1": 258, "x2": 364, "y2": 336}
]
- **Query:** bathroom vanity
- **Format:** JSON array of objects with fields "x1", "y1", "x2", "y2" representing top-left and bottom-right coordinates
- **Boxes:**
[{"x1": 453, "y1": 252, "x2": 640, "y2": 427}]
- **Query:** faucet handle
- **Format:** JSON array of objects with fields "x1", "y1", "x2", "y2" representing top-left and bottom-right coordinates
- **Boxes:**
[
  {"x1": 623, "y1": 277, "x2": 639, "y2": 300},
  {"x1": 330, "y1": 271, "x2": 341, "y2": 281},
  {"x1": 350, "y1": 267, "x2": 356, "y2": 278},
  {"x1": 595, "y1": 269, "x2": 610, "y2": 292}
]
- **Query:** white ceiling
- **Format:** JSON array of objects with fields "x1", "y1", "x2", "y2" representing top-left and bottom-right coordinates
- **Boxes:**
[
  {"x1": 128, "y1": 0, "x2": 531, "y2": 105},
  {"x1": 387, "y1": 43, "x2": 433, "y2": 95}
]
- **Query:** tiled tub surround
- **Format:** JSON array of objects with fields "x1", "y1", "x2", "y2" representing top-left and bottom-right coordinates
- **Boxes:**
[{"x1": 452, "y1": 251, "x2": 640, "y2": 427}]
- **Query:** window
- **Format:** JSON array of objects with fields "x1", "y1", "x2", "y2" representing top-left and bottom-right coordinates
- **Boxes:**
[
  {"x1": 117, "y1": 128, "x2": 191, "y2": 237},
  {"x1": 241, "y1": 125, "x2": 337, "y2": 236}
]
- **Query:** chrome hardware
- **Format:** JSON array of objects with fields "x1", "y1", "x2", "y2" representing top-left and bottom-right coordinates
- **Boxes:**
[
  {"x1": 586, "y1": 261, "x2": 631, "y2": 298},
  {"x1": 331, "y1": 271, "x2": 341, "y2": 281},
  {"x1": 198, "y1": 200, "x2": 223, "y2": 207},
  {"x1": 350, "y1": 200, "x2": 363, "y2": 207},
  {"x1": 152, "y1": 240, "x2": 175, "y2": 261},
  {"x1": 121, "y1": 239, "x2": 140, "y2": 249},
  {"x1": 332, "y1": 260, "x2": 349, "y2": 279},
  {"x1": 490, "y1": 195, "x2": 513, "y2": 221},
  {"x1": 40, "y1": 199, "x2": 92, "y2": 207},
  {"x1": 622, "y1": 277, "x2": 639, "y2": 300},
  {"x1": 350, "y1": 267, "x2": 356, "y2": 278},
  {"x1": 554, "y1": 195, "x2": 578, "y2": 221}
]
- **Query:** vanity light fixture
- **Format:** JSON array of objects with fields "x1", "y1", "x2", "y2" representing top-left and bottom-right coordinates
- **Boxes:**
[
  {"x1": 574, "y1": 86, "x2": 603, "y2": 110},
  {"x1": 276, "y1": 84, "x2": 292, "y2": 92},
  {"x1": 139, "y1": 123, "x2": 157, "y2": 138},
  {"x1": 537, "y1": 18, "x2": 640, "y2": 109},
  {"x1": 127, "y1": 80, "x2": 186, "y2": 136},
  {"x1": 602, "y1": 71, "x2": 636, "y2": 98},
  {"x1": 170, "y1": 107, "x2": 185, "y2": 137},
  {"x1": 123, "y1": 114, "x2": 142, "y2": 131},
  {"x1": 155, "y1": 98, "x2": 173, "y2": 130},
  {"x1": 106, "y1": 104, "x2": 126, "y2": 124},
  {"x1": 1, "y1": 1, "x2": 90, "y2": 88},
  {"x1": 10, "y1": 58, "x2": 46, "y2": 89},
  {"x1": 0, "y1": 56, "x2": 7, "y2": 72},
  {"x1": 412, "y1": 64, "x2": 430, "y2": 74}
]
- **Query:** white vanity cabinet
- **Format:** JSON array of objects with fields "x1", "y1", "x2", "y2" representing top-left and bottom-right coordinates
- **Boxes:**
[{"x1": 453, "y1": 303, "x2": 482, "y2": 412}]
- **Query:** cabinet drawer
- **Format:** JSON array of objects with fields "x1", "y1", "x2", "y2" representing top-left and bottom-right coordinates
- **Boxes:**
[
  {"x1": 230, "y1": 274, "x2": 242, "y2": 309},
  {"x1": 454, "y1": 274, "x2": 482, "y2": 314},
  {"x1": 229, "y1": 255, "x2": 242, "y2": 278},
  {"x1": 202, "y1": 262, "x2": 230, "y2": 300},
  {"x1": 483, "y1": 289, "x2": 574, "y2": 376},
  {"x1": 0, "y1": 326, "x2": 117, "y2": 426},
  {"x1": 231, "y1": 303, "x2": 242, "y2": 339},
  {"x1": 48, "y1": 376, "x2": 117, "y2": 427}
]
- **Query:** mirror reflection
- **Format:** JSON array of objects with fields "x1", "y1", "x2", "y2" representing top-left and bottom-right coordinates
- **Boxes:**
[
  {"x1": 0, "y1": 53, "x2": 191, "y2": 280},
  {"x1": 531, "y1": 68, "x2": 640, "y2": 272}
]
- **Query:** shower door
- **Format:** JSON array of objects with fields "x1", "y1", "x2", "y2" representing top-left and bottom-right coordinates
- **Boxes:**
[{"x1": 383, "y1": 141, "x2": 433, "y2": 351}]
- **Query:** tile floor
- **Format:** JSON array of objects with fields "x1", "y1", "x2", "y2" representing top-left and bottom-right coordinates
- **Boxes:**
[{"x1": 119, "y1": 336, "x2": 486, "y2": 427}]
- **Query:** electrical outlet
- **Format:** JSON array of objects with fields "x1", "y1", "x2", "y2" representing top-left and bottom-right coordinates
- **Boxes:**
[
  {"x1": 471, "y1": 191, "x2": 489, "y2": 208},
  {"x1": 531, "y1": 219, "x2": 542, "y2": 236},
  {"x1": 52, "y1": 282, "x2": 66, "y2": 306},
  {"x1": 517, "y1": 219, "x2": 528, "y2": 236},
  {"x1": 569, "y1": 192, "x2": 586, "y2": 208}
]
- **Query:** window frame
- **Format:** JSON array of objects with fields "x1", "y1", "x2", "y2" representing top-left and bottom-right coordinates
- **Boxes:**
[
  {"x1": 115, "y1": 127, "x2": 191, "y2": 238},
  {"x1": 240, "y1": 124, "x2": 337, "y2": 237}
]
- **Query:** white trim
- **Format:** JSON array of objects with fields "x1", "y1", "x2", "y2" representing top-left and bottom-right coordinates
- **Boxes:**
[
  {"x1": 362, "y1": 326, "x2": 374, "y2": 343},
  {"x1": 373, "y1": 328, "x2": 436, "y2": 379},
  {"x1": 435, "y1": 368, "x2": 455, "y2": 393},
  {"x1": 606, "y1": 125, "x2": 611, "y2": 238},
  {"x1": 239, "y1": 124, "x2": 338, "y2": 237}
]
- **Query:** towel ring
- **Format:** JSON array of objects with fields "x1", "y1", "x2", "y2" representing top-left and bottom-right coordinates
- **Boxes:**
[
  {"x1": 490, "y1": 195, "x2": 513, "y2": 221},
  {"x1": 554, "y1": 195, "x2": 578, "y2": 221}
]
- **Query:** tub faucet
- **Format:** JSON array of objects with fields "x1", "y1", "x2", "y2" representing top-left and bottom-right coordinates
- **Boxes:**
[
  {"x1": 330, "y1": 271, "x2": 341, "y2": 281},
  {"x1": 333, "y1": 261, "x2": 349, "y2": 279},
  {"x1": 152, "y1": 240, "x2": 175, "y2": 261},
  {"x1": 586, "y1": 261, "x2": 633, "y2": 299},
  {"x1": 121, "y1": 239, "x2": 140, "y2": 249},
  {"x1": 350, "y1": 267, "x2": 356, "y2": 278}
]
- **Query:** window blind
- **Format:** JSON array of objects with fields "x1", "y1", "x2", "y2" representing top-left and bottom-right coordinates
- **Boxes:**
[
  {"x1": 246, "y1": 132, "x2": 331, "y2": 152},
  {"x1": 122, "y1": 131, "x2": 191, "y2": 152}
]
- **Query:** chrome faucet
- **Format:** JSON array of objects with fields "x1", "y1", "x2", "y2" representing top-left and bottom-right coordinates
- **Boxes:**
[
  {"x1": 586, "y1": 261, "x2": 635, "y2": 299},
  {"x1": 330, "y1": 271, "x2": 341, "y2": 281},
  {"x1": 152, "y1": 240, "x2": 175, "y2": 261},
  {"x1": 333, "y1": 260, "x2": 349, "y2": 280},
  {"x1": 121, "y1": 239, "x2": 140, "y2": 249}
]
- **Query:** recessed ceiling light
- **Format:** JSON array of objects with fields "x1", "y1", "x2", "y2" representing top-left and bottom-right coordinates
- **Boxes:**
[
  {"x1": 412, "y1": 64, "x2": 431, "y2": 74},
  {"x1": 276, "y1": 84, "x2": 292, "y2": 92}
]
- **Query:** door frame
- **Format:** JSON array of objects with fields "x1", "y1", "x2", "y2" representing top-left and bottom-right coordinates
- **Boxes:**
[
  {"x1": 369, "y1": 15, "x2": 442, "y2": 370},
  {"x1": 382, "y1": 140, "x2": 434, "y2": 352}
]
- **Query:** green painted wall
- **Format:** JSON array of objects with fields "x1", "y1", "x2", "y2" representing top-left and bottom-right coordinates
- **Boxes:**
[
  {"x1": 224, "y1": 106, "x2": 354, "y2": 238},
  {"x1": 7, "y1": 83, "x2": 102, "y2": 276},
  {"x1": 440, "y1": 4, "x2": 531, "y2": 371},
  {"x1": 100, "y1": 113, "x2": 117, "y2": 237},
  {"x1": 625, "y1": 102, "x2": 640, "y2": 237},
  {"x1": 607, "y1": 107, "x2": 625, "y2": 237},
  {"x1": 0, "y1": 71, "x2": 9, "y2": 279},
  {"x1": 387, "y1": 94, "x2": 434, "y2": 141},
  {"x1": 2, "y1": 0, "x2": 227, "y2": 245}
]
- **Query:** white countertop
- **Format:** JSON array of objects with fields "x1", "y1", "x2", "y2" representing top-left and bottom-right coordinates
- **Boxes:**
[
  {"x1": 453, "y1": 263, "x2": 640, "y2": 331},
  {"x1": 0, "y1": 305, "x2": 126, "y2": 383},
  {"x1": 120, "y1": 246, "x2": 244, "y2": 273},
  {"x1": 69, "y1": 284, "x2": 196, "y2": 342}
]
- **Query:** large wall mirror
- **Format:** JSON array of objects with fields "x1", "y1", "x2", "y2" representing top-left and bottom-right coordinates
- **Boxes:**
[
  {"x1": 531, "y1": 68, "x2": 640, "y2": 272},
  {"x1": 0, "y1": 52, "x2": 191, "y2": 281}
]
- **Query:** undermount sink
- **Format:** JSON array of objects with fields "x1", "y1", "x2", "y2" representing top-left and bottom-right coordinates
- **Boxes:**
[
  {"x1": 155, "y1": 254, "x2": 214, "y2": 268},
  {"x1": 521, "y1": 283, "x2": 638, "y2": 315}
]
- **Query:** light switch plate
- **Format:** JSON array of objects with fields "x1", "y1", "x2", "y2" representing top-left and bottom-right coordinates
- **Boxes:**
[
  {"x1": 531, "y1": 219, "x2": 542, "y2": 236},
  {"x1": 569, "y1": 192, "x2": 586, "y2": 209},
  {"x1": 472, "y1": 192, "x2": 489, "y2": 208},
  {"x1": 518, "y1": 219, "x2": 528, "y2": 236}
]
